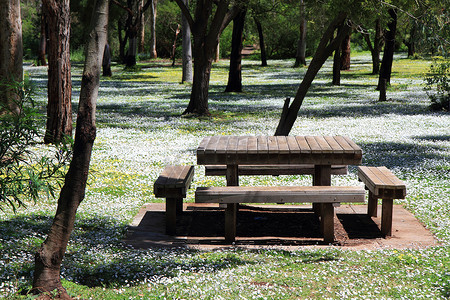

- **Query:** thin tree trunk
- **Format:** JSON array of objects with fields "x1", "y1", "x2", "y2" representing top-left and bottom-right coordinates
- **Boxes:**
[
  {"x1": 377, "y1": 9, "x2": 397, "y2": 90},
  {"x1": 38, "y1": 6, "x2": 47, "y2": 66},
  {"x1": 171, "y1": 24, "x2": 180, "y2": 66},
  {"x1": 340, "y1": 32, "x2": 351, "y2": 70},
  {"x1": 33, "y1": 0, "x2": 109, "y2": 296},
  {"x1": 332, "y1": 47, "x2": 341, "y2": 85},
  {"x1": 150, "y1": 0, "x2": 157, "y2": 59},
  {"x1": 225, "y1": 9, "x2": 246, "y2": 93},
  {"x1": 254, "y1": 17, "x2": 267, "y2": 67},
  {"x1": 214, "y1": 42, "x2": 220, "y2": 62},
  {"x1": 363, "y1": 19, "x2": 382, "y2": 75},
  {"x1": 0, "y1": 0, "x2": 23, "y2": 114},
  {"x1": 181, "y1": 0, "x2": 193, "y2": 83},
  {"x1": 138, "y1": 0, "x2": 145, "y2": 53},
  {"x1": 43, "y1": 0, "x2": 73, "y2": 144},
  {"x1": 275, "y1": 12, "x2": 350, "y2": 136},
  {"x1": 293, "y1": 0, "x2": 306, "y2": 67}
]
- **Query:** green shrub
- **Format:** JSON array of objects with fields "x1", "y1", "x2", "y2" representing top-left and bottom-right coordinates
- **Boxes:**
[
  {"x1": 425, "y1": 59, "x2": 450, "y2": 111},
  {"x1": 0, "y1": 80, "x2": 72, "y2": 211}
]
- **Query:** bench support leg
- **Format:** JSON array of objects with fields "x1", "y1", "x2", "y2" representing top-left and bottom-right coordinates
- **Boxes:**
[
  {"x1": 313, "y1": 165, "x2": 331, "y2": 215},
  {"x1": 381, "y1": 198, "x2": 393, "y2": 236},
  {"x1": 367, "y1": 191, "x2": 378, "y2": 217},
  {"x1": 321, "y1": 203, "x2": 334, "y2": 243},
  {"x1": 166, "y1": 197, "x2": 179, "y2": 235},
  {"x1": 225, "y1": 203, "x2": 237, "y2": 243}
]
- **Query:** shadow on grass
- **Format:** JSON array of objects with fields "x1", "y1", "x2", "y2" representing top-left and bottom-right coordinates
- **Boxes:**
[
  {"x1": 359, "y1": 140, "x2": 449, "y2": 171},
  {"x1": 0, "y1": 214, "x2": 252, "y2": 289}
]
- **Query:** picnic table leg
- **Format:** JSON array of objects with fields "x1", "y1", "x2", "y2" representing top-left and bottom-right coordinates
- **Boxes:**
[
  {"x1": 225, "y1": 164, "x2": 238, "y2": 243},
  {"x1": 381, "y1": 198, "x2": 393, "y2": 236},
  {"x1": 166, "y1": 197, "x2": 178, "y2": 235},
  {"x1": 313, "y1": 165, "x2": 331, "y2": 215},
  {"x1": 367, "y1": 191, "x2": 378, "y2": 217},
  {"x1": 225, "y1": 203, "x2": 237, "y2": 243},
  {"x1": 322, "y1": 203, "x2": 334, "y2": 243}
]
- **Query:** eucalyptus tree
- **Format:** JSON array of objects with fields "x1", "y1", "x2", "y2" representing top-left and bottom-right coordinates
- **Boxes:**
[
  {"x1": 173, "y1": 0, "x2": 241, "y2": 115},
  {"x1": 42, "y1": 0, "x2": 72, "y2": 144},
  {"x1": 0, "y1": 0, "x2": 22, "y2": 114},
  {"x1": 33, "y1": 0, "x2": 110, "y2": 296},
  {"x1": 181, "y1": 0, "x2": 193, "y2": 83},
  {"x1": 275, "y1": 0, "x2": 379, "y2": 136}
]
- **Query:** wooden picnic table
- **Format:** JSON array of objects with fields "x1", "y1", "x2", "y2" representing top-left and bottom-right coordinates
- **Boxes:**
[
  {"x1": 196, "y1": 135, "x2": 364, "y2": 243},
  {"x1": 197, "y1": 135, "x2": 363, "y2": 186}
]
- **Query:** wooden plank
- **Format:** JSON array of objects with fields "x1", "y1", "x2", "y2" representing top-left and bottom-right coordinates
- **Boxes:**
[
  {"x1": 277, "y1": 136, "x2": 290, "y2": 164},
  {"x1": 257, "y1": 135, "x2": 269, "y2": 162},
  {"x1": 247, "y1": 136, "x2": 258, "y2": 155},
  {"x1": 295, "y1": 136, "x2": 311, "y2": 154},
  {"x1": 237, "y1": 136, "x2": 248, "y2": 162},
  {"x1": 225, "y1": 203, "x2": 237, "y2": 243},
  {"x1": 358, "y1": 166, "x2": 384, "y2": 195},
  {"x1": 195, "y1": 186, "x2": 365, "y2": 204},
  {"x1": 305, "y1": 136, "x2": 321, "y2": 152},
  {"x1": 324, "y1": 136, "x2": 344, "y2": 153},
  {"x1": 342, "y1": 135, "x2": 363, "y2": 159},
  {"x1": 333, "y1": 135, "x2": 355, "y2": 154},
  {"x1": 197, "y1": 136, "x2": 219, "y2": 164},
  {"x1": 225, "y1": 136, "x2": 238, "y2": 164},
  {"x1": 315, "y1": 136, "x2": 333, "y2": 153},
  {"x1": 204, "y1": 164, "x2": 348, "y2": 176},
  {"x1": 286, "y1": 136, "x2": 301, "y2": 155},
  {"x1": 378, "y1": 166, "x2": 406, "y2": 188}
]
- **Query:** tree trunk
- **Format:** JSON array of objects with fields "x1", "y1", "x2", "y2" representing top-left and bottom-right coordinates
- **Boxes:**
[
  {"x1": 0, "y1": 0, "x2": 23, "y2": 114},
  {"x1": 254, "y1": 17, "x2": 267, "y2": 67},
  {"x1": 181, "y1": 0, "x2": 193, "y2": 83},
  {"x1": 43, "y1": 0, "x2": 73, "y2": 145},
  {"x1": 225, "y1": 9, "x2": 246, "y2": 93},
  {"x1": 340, "y1": 32, "x2": 351, "y2": 70},
  {"x1": 275, "y1": 12, "x2": 350, "y2": 136},
  {"x1": 150, "y1": 0, "x2": 157, "y2": 59},
  {"x1": 138, "y1": 0, "x2": 145, "y2": 53},
  {"x1": 404, "y1": 22, "x2": 416, "y2": 58},
  {"x1": 377, "y1": 9, "x2": 397, "y2": 90},
  {"x1": 175, "y1": 0, "x2": 239, "y2": 116},
  {"x1": 214, "y1": 42, "x2": 220, "y2": 62},
  {"x1": 33, "y1": 0, "x2": 109, "y2": 296},
  {"x1": 363, "y1": 19, "x2": 382, "y2": 75},
  {"x1": 171, "y1": 24, "x2": 181, "y2": 66},
  {"x1": 102, "y1": 43, "x2": 112, "y2": 76},
  {"x1": 38, "y1": 6, "x2": 47, "y2": 66},
  {"x1": 293, "y1": 0, "x2": 306, "y2": 67},
  {"x1": 332, "y1": 47, "x2": 341, "y2": 85},
  {"x1": 183, "y1": 36, "x2": 215, "y2": 115}
]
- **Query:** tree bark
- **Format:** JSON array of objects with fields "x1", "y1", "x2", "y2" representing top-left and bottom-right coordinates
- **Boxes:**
[
  {"x1": 275, "y1": 12, "x2": 350, "y2": 136},
  {"x1": 293, "y1": 0, "x2": 307, "y2": 68},
  {"x1": 340, "y1": 32, "x2": 351, "y2": 70},
  {"x1": 43, "y1": 0, "x2": 73, "y2": 144},
  {"x1": 254, "y1": 17, "x2": 267, "y2": 67},
  {"x1": 181, "y1": 0, "x2": 193, "y2": 83},
  {"x1": 377, "y1": 9, "x2": 397, "y2": 90},
  {"x1": 150, "y1": 0, "x2": 157, "y2": 59},
  {"x1": 38, "y1": 6, "x2": 47, "y2": 66},
  {"x1": 0, "y1": 0, "x2": 23, "y2": 114},
  {"x1": 225, "y1": 8, "x2": 246, "y2": 93},
  {"x1": 33, "y1": 0, "x2": 109, "y2": 296}
]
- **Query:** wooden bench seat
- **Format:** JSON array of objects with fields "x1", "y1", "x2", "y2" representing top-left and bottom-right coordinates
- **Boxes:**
[
  {"x1": 357, "y1": 166, "x2": 406, "y2": 236},
  {"x1": 204, "y1": 164, "x2": 348, "y2": 176},
  {"x1": 196, "y1": 185, "x2": 365, "y2": 243},
  {"x1": 154, "y1": 165, "x2": 195, "y2": 235}
]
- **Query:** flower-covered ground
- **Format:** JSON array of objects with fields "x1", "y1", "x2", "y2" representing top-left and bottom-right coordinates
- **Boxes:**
[{"x1": 1, "y1": 54, "x2": 449, "y2": 299}]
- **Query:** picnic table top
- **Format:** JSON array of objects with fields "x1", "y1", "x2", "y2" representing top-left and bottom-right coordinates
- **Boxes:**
[{"x1": 197, "y1": 135, "x2": 363, "y2": 166}]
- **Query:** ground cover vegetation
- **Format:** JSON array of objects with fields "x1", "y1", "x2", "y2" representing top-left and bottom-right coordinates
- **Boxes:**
[{"x1": 1, "y1": 52, "x2": 449, "y2": 298}]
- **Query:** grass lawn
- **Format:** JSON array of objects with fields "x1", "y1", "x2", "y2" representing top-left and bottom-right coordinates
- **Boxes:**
[{"x1": 1, "y1": 53, "x2": 449, "y2": 299}]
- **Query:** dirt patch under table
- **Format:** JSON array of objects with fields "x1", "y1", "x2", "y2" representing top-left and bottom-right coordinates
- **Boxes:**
[{"x1": 124, "y1": 203, "x2": 439, "y2": 251}]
